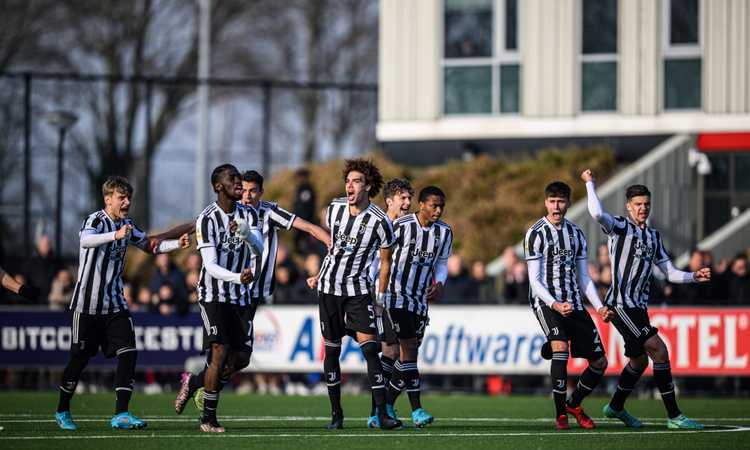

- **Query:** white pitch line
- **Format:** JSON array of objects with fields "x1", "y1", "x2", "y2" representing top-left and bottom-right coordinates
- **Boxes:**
[{"x1": 1, "y1": 427, "x2": 749, "y2": 440}]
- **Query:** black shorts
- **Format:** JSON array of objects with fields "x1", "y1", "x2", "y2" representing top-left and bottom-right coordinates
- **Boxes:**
[
  {"x1": 388, "y1": 308, "x2": 428, "y2": 341},
  {"x1": 532, "y1": 303, "x2": 605, "y2": 360},
  {"x1": 70, "y1": 310, "x2": 136, "y2": 358},
  {"x1": 318, "y1": 292, "x2": 376, "y2": 342},
  {"x1": 199, "y1": 301, "x2": 255, "y2": 354},
  {"x1": 610, "y1": 305, "x2": 659, "y2": 358},
  {"x1": 378, "y1": 308, "x2": 399, "y2": 345}
]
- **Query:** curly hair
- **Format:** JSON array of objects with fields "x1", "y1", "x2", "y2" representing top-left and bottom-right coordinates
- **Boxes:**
[{"x1": 342, "y1": 159, "x2": 383, "y2": 198}]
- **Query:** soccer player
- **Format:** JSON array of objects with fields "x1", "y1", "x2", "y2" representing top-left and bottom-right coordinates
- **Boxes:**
[
  {"x1": 54, "y1": 176, "x2": 190, "y2": 431},
  {"x1": 382, "y1": 186, "x2": 453, "y2": 428},
  {"x1": 187, "y1": 164, "x2": 263, "y2": 433},
  {"x1": 524, "y1": 181, "x2": 614, "y2": 430},
  {"x1": 366, "y1": 178, "x2": 414, "y2": 428},
  {"x1": 181, "y1": 169, "x2": 331, "y2": 412},
  {"x1": 317, "y1": 159, "x2": 401, "y2": 430},
  {"x1": 0, "y1": 266, "x2": 39, "y2": 301},
  {"x1": 582, "y1": 169, "x2": 711, "y2": 430}
]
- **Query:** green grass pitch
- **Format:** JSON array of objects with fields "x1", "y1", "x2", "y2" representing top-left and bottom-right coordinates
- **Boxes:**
[{"x1": 1, "y1": 392, "x2": 748, "y2": 449}]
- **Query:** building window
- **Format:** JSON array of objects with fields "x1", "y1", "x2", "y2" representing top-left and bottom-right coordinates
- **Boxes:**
[
  {"x1": 663, "y1": 0, "x2": 701, "y2": 110},
  {"x1": 580, "y1": 0, "x2": 617, "y2": 112},
  {"x1": 703, "y1": 153, "x2": 750, "y2": 235},
  {"x1": 443, "y1": 0, "x2": 520, "y2": 115}
]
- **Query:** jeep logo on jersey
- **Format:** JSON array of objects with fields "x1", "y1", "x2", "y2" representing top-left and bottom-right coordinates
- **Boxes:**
[
  {"x1": 551, "y1": 247, "x2": 574, "y2": 257},
  {"x1": 633, "y1": 240, "x2": 655, "y2": 260},
  {"x1": 335, "y1": 231, "x2": 358, "y2": 251},
  {"x1": 218, "y1": 234, "x2": 243, "y2": 252}
]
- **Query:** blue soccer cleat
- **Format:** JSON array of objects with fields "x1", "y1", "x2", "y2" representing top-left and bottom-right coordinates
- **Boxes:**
[
  {"x1": 603, "y1": 404, "x2": 643, "y2": 428},
  {"x1": 55, "y1": 411, "x2": 77, "y2": 431},
  {"x1": 667, "y1": 414, "x2": 704, "y2": 430},
  {"x1": 367, "y1": 414, "x2": 380, "y2": 428},
  {"x1": 111, "y1": 412, "x2": 148, "y2": 430},
  {"x1": 411, "y1": 408, "x2": 434, "y2": 428}
]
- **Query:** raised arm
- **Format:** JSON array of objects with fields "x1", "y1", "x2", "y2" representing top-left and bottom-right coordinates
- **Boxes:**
[
  {"x1": 656, "y1": 259, "x2": 711, "y2": 284},
  {"x1": 581, "y1": 169, "x2": 616, "y2": 233},
  {"x1": 292, "y1": 217, "x2": 332, "y2": 248}
]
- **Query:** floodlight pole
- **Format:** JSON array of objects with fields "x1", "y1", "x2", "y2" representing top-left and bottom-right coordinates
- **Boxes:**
[{"x1": 195, "y1": 0, "x2": 211, "y2": 213}]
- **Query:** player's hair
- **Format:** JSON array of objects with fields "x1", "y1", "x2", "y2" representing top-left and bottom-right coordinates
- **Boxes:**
[
  {"x1": 102, "y1": 176, "x2": 133, "y2": 197},
  {"x1": 626, "y1": 184, "x2": 651, "y2": 200},
  {"x1": 383, "y1": 178, "x2": 414, "y2": 200},
  {"x1": 418, "y1": 186, "x2": 446, "y2": 203},
  {"x1": 544, "y1": 181, "x2": 571, "y2": 200},
  {"x1": 342, "y1": 158, "x2": 383, "y2": 198},
  {"x1": 242, "y1": 170, "x2": 264, "y2": 190},
  {"x1": 211, "y1": 164, "x2": 237, "y2": 188}
]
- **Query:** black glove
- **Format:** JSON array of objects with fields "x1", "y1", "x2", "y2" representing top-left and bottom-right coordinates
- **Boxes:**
[{"x1": 18, "y1": 284, "x2": 40, "y2": 301}]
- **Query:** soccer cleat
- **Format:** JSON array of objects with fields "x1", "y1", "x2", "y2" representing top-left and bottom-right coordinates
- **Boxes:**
[
  {"x1": 367, "y1": 415, "x2": 380, "y2": 428},
  {"x1": 54, "y1": 411, "x2": 77, "y2": 431},
  {"x1": 555, "y1": 414, "x2": 570, "y2": 430},
  {"x1": 199, "y1": 417, "x2": 225, "y2": 433},
  {"x1": 378, "y1": 411, "x2": 403, "y2": 430},
  {"x1": 174, "y1": 372, "x2": 194, "y2": 415},
  {"x1": 110, "y1": 412, "x2": 147, "y2": 430},
  {"x1": 667, "y1": 414, "x2": 704, "y2": 430},
  {"x1": 565, "y1": 405, "x2": 595, "y2": 429},
  {"x1": 326, "y1": 411, "x2": 344, "y2": 430},
  {"x1": 603, "y1": 403, "x2": 643, "y2": 428},
  {"x1": 411, "y1": 408, "x2": 434, "y2": 428},
  {"x1": 193, "y1": 387, "x2": 205, "y2": 412},
  {"x1": 386, "y1": 404, "x2": 400, "y2": 421}
]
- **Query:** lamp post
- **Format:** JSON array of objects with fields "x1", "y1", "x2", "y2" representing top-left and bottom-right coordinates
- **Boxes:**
[{"x1": 46, "y1": 110, "x2": 78, "y2": 261}]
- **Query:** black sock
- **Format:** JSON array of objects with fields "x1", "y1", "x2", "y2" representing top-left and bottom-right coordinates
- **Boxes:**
[
  {"x1": 323, "y1": 341, "x2": 342, "y2": 415},
  {"x1": 57, "y1": 353, "x2": 89, "y2": 413},
  {"x1": 386, "y1": 360, "x2": 405, "y2": 405},
  {"x1": 218, "y1": 374, "x2": 231, "y2": 392},
  {"x1": 653, "y1": 362, "x2": 681, "y2": 418},
  {"x1": 202, "y1": 390, "x2": 219, "y2": 420},
  {"x1": 360, "y1": 341, "x2": 387, "y2": 409},
  {"x1": 374, "y1": 355, "x2": 396, "y2": 415},
  {"x1": 114, "y1": 348, "x2": 137, "y2": 414},
  {"x1": 568, "y1": 364, "x2": 605, "y2": 408},
  {"x1": 551, "y1": 351, "x2": 568, "y2": 417},
  {"x1": 398, "y1": 360, "x2": 421, "y2": 411},
  {"x1": 609, "y1": 363, "x2": 645, "y2": 411}
]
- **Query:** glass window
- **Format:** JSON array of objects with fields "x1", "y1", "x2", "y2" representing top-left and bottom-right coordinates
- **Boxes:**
[
  {"x1": 670, "y1": 0, "x2": 699, "y2": 45},
  {"x1": 735, "y1": 154, "x2": 750, "y2": 191},
  {"x1": 582, "y1": 0, "x2": 617, "y2": 54},
  {"x1": 444, "y1": 0, "x2": 493, "y2": 58},
  {"x1": 444, "y1": 66, "x2": 492, "y2": 114},
  {"x1": 499, "y1": 64, "x2": 519, "y2": 113},
  {"x1": 664, "y1": 58, "x2": 701, "y2": 109},
  {"x1": 705, "y1": 155, "x2": 730, "y2": 190},
  {"x1": 703, "y1": 196, "x2": 730, "y2": 236},
  {"x1": 505, "y1": 0, "x2": 517, "y2": 51},
  {"x1": 582, "y1": 62, "x2": 617, "y2": 111}
]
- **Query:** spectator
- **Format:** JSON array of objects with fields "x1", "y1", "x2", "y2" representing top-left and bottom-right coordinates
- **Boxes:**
[
  {"x1": 727, "y1": 255, "x2": 750, "y2": 305},
  {"x1": 504, "y1": 261, "x2": 529, "y2": 304},
  {"x1": 123, "y1": 283, "x2": 136, "y2": 311},
  {"x1": 149, "y1": 254, "x2": 188, "y2": 305},
  {"x1": 185, "y1": 253, "x2": 202, "y2": 305},
  {"x1": 272, "y1": 266, "x2": 298, "y2": 304},
  {"x1": 274, "y1": 244, "x2": 300, "y2": 289},
  {"x1": 155, "y1": 282, "x2": 179, "y2": 316},
  {"x1": 441, "y1": 254, "x2": 473, "y2": 303},
  {"x1": 296, "y1": 253, "x2": 322, "y2": 304},
  {"x1": 292, "y1": 168, "x2": 317, "y2": 254},
  {"x1": 672, "y1": 249, "x2": 714, "y2": 304},
  {"x1": 468, "y1": 260, "x2": 495, "y2": 303},
  {"x1": 23, "y1": 234, "x2": 59, "y2": 303},
  {"x1": 596, "y1": 243, "x2": 610, "y2": 270},
  {"x1": 48, "y1": 269, "x2": 75, "y2": 310},
  {"x1": 596, "y1": 265, "x2": 612, "y2": 299},
  {"x1": 136, "y1": 286, "x2": 155, "y2": 312}
]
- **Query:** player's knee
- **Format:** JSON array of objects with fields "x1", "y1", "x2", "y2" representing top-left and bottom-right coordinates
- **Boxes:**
[
  {"x1": 381, "y1": 343, "x2": 399, "y2": 360},
  {"x1": 645, "y1": 337, "x2": 668, "y2": 362},
  {"x1": 591, "y1": 356, "x2": 608, "y2": 371},
  {"x1": 550, "y1": 340, "x2": 569, "y2": 353},
  {"x1": 629, "y1": 354, "x2": 649, "y2": 371},
  {"x1": 400, "y1": 338, "x2": 419, "y2": 360},
  {"x1": 210, "y1": 343, "x2": 228, "y2": 365}
]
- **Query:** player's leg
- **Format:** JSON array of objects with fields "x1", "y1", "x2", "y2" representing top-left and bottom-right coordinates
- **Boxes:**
[
  {"x1": 603, "y1": 306, "x2": 648, "y2": 427},
  {"x1": 319, "y1": 293, "x2": 345, "y2": 429},
  {"x1": 533, "y1": 303, "x2": 570, "y2": 429},
  {"x1": 369, "y1": 314, "x2": 399, "y2": 427},
  {"x1": 565, "y1": 312, "x2": 607, "y2": 429},
  {"x1": 644, "y1": 334, "x2": 703, "y2": 429},
  {"x1": 106, "y1": 312, "x2": 147, "y2": 429},
  {"x1": 55, "y1": 312, "x2": 94, "y2": 430},
  {"x1": 199, "y1": 303, "x2": 231, "y2": 432}
]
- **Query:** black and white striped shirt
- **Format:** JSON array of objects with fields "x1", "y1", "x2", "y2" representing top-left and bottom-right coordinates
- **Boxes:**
[
  {"x1": 318, "y1": 198, "x2": 395, "y2": 297},
  {"x1": 602, "y1": 216, "x2": 670, "y2": 309},
  {"x1": 196, "y1": 202, "x2": 260, "y2": 306},
  {"x1": 248, "y1": 200, "x2": 296, "y2": 300},
  {"x1": 524, "y1": 217, "x2": 588, "y2": 310},
  {"x1": 386, "y1": 214, "x2": 453, "y2": 316},
  {"x1": 70, "y1": 210, "x2": 147, "y2": 315}
]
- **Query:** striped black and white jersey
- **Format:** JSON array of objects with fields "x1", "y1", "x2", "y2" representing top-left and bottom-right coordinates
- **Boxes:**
[
  {"x1": 196, "y1": 202, "x2": 260, "y2": 306},
  {"x1": 248, "y1": 200, "x2": 296, "y2": 299},
  {"x1": 70, "y1": 210, "x2": 147, "y2": 315},
  {"x1": 386, "y1": 214, "x2": 453, "y2": 316},
  {"x1": 524, "y1": 217, "x2": 588, "y2": 310},
  {"x1": 318, "y1": 198, "x2": 395, "y2": 297},
  {"x1": 602, "y1": 215, "x2": 670, "y2": 309}
]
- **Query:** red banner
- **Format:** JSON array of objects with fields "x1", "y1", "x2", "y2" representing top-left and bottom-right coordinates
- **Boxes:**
[{"x1": 569, "y1": 308, "x2": 750, "y2": 375}]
